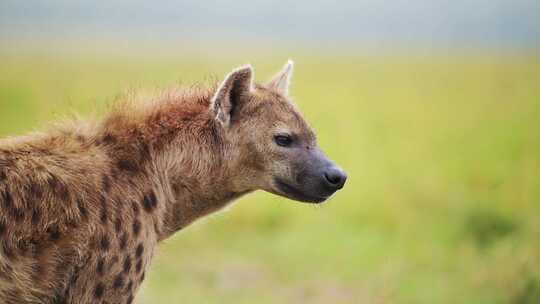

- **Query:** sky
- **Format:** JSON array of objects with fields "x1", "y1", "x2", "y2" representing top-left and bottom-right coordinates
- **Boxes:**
[{"x1": 1, "y1": 0, "x2": 539, "y2": 50}]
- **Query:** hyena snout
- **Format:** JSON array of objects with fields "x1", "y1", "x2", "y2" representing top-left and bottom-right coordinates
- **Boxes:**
[
  {"x1": 323, "y1": 165, "x2": 347, "y2": 191},
  {"x1": 310, "y1": 151, "x2": 347, "y2": 195},
  {"x1": 274, "y1": 148, "x2": 347, "y2": 204}
]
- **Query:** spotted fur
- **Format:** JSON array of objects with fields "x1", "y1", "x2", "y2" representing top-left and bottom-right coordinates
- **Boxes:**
[{"x1": 0, "y1": 62, "x2": 326, "y2": 303}]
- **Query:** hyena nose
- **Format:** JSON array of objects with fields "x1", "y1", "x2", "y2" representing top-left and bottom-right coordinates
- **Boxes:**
[{"x1": 323, "y1": 167, "x2": 347, "y2": 190}]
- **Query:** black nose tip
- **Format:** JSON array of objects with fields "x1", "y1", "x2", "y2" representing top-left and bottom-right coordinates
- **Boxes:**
[{"x1": 323, "y1": 167, "x2": 347, "y2": 190}]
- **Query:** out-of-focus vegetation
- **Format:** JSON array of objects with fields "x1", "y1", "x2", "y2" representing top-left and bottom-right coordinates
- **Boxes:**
[{"x1": 1, "y1": 51, "x2": 539, "y2": 304}]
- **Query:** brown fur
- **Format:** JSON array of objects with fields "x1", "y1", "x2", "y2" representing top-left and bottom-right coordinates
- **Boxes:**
[{"x1": 0, "y1": 63, "x2": 331, "y2": 303}]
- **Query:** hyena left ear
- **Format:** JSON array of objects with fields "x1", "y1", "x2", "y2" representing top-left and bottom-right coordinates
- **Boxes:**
[
  {"x1": 267, "y1": 60, "x2": 294, "y2": 96},
  {"x1": 211, "y1": 64, "x2": 254, "y2": 126}
]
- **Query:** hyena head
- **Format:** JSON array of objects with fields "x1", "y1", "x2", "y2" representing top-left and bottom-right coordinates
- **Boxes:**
[{"x1": 211, "y1": 61, "x2": 347, "y2": 203}]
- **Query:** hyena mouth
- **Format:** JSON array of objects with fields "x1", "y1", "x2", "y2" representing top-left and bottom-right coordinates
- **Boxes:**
[{"x1": 273, "y1": 178, "x2": 328, "y2": 204}]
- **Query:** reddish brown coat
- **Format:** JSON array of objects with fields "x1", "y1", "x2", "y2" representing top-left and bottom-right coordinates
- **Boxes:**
[{"x1": 0, "y1": 62, "x2": 328, "y2": 303}]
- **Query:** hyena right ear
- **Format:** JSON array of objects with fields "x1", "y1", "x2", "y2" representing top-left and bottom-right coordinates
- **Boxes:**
[{"x1": 211, "y1": 64, "x2": 253, "y2": 127}]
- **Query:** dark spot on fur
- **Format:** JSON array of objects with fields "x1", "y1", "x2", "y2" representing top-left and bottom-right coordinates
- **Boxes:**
[
  {"x1": 49, "y1": 175, "x2": 69, "y2": 201},
  {"x1": 69, "y1": 271, "x2": 79, "y2": 286},
  {"x1": 31, "y1": 263, "x2": 44, "y2": 280},
  {"x1": 11, "y1": 208, "x2": 25, "y2": 222},
  {"x1": 119, "y1": 233, "x2": 128, "y2": 250},
  {"x1": 126, "y1": 294, "x2": 134, "y2": 304},
  {"x1": 16, "y1": 240, "x2": 29, "y2": 256},
  {"x1": 0, "y1": 171, "x2": 5, "y2": 181},
  {"x1": 76, "y1": 200, "x2": 88, "y2": 219},
  {"x1": 56, "y1": 186, "x2": 69, "y2": 201},
  {"x1": 117, "y1": 159, "x2": 138, "y2": 173},
  {"x1": 96, "y1": 258, "x2": 105, "y2": 276},
  {"x1": 100, "y1": 197, "x2": 108, "y2": 224},
  {"x1": 31, "y1": 209, "x2": 41, "y2": 225},
  {"x1": 29, "y1": 182, "x2": 43, "y2": 199},
  {"x1": 139, "y1": 271, "x2": 146, "y2": 282},
  {"x1": 102, "y1": 133, "x2": 117, "y2": 145},
  {"x1": 100, "y1": 209, "x2": 108, "y2": 223},
  {"x1": 136, "y1": 259, "x2": 143, "y2": 273},
  {"x1": 102, "y1": 175, "x2": 111, "y2": 193},
  {"x1": 66, "y1": 219, "x2": 78, "y2": 229},
  {"x1": 131, "y1": 201, "x2": 140, "y2": 215},
  {"x1": 1, "y1": 242, "x2": 15, "y2": 260},
  {"x1": 126, "y1": 280, "x2": 133, "y2": 292},
  {"x1": 93, "y1": 283, "x2": 105, "y2": 299},
  {"x1": 135, "y1": 244, "x2": 144, "y2": 259},
  {"x1": 110, "y1": 255, "x2": 119, "y2": 266},
  {"x1": 2, "y1": 190, "x2": 12, "y2": 209},
  {"x1": 0, "y1": 221, "x2": 5, "y2": 236},
  {"x1": 48, "y1": 226, "x2": 61, "y2": 242},
  {"x1": 32, "y1": 241, "x2": 45, "y2": 257},
  {"x1": 122, "y1": 255, "x2": 132, "y2": 273},
  {"x1": 154, "y1": 222, "x2": 161, "y2": 236},
  {"x1": 115, "y1": 218, "x2": 122, "y2": 233},
  {"x1": 57, "y1": 292, "x2": 68, "y2": 303},
  {"x1": 113, "y1": 274, "x2": 125, "y2": 289},
  {"x1": 110, "y1": 168, "x2": 120, "y2": 181},
  {"x1": 139, "y1": 141, "x2": 151, "y2": 160},
  {"x1": 142, "y1": 191, "x2": 157, "y2": 212},
  {"x1": 132, "y1": 219, "x2": 141, "y2": 237},
  {"x1": 100, "y1": 236, "x2": 110, "y2": 251},
  {"x1": 47, "y1": 175, "x2": 58, "y2": 192}
]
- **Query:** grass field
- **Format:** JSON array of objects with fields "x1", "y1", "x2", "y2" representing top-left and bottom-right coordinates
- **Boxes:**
[{"x1": 1, "y1": 50, "x2": 540, "y2": 303}]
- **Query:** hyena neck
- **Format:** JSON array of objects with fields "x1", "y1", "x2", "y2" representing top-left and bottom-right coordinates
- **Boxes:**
[
  {"x1": 103, "y1": 95, "x2": 252, "y2": 240},
  {"x1": 153, "y1": 139, "x2": 251, "y2": 239},
  {"x1": 154, "y1": 128, "x2": 252, "y2": 239}
]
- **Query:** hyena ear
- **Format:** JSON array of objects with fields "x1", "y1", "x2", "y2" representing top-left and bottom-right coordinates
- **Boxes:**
[
  {"x1": 211, "y1": 64, "x2": 254, "y2": 126},
  {"x1": 267, "y1": 60, "x2": 294, "y2": 96}
]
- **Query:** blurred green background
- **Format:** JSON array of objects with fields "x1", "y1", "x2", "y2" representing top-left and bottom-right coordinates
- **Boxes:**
[{"x1": 2, "y1": 1, "x2": 540, "y2": 303}]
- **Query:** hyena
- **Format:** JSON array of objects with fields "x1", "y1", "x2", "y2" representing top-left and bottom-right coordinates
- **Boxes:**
[{"x1": 0, "y1": 61, "x2": 347, "y2": 303}]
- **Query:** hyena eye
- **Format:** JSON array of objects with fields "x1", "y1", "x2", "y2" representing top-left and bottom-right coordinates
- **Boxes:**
[{"x1": 274, "y1": 134, "x2": 293, "y2": 147}]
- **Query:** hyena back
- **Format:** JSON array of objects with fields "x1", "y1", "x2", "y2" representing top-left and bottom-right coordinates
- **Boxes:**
[{"x1": 0, "y1": 61, "x2": 346, "y2": 303}]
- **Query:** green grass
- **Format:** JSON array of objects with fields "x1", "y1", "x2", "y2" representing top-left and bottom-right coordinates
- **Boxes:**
[{"x1": 1, "y1": 50, "x2": 540, "y2": 303}]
